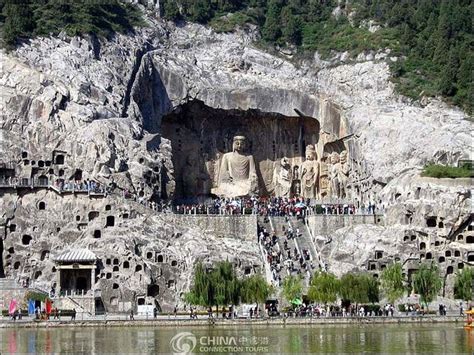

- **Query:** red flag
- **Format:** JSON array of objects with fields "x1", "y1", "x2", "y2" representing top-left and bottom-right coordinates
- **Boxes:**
[
  {"x1": 45, "y1": 299, "x2": 52, "y2": 314},
  {"x1": 8, "y1": 299, "x2": 17, "y2": 315}
]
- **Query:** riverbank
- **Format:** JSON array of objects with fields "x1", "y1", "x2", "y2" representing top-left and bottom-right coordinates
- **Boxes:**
[{"x1": 0, "y1": 315, "x2": 466, "y2": 328}]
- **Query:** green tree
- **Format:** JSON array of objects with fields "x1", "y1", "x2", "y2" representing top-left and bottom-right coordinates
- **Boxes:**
[
  {"x1": 211, "y1": 260, "x2": 241, "y2": 314},
  {"x1": 163, "y1": 0, "x2": 181, "y2": 21},
  {"x1": 262, "y1": 0, "x2": 282, "y2": 42},
  {"x1": 307, "y1": 271, "x2": 340, "y2": 305},
  {"x1": 190, "y1": 0, "x2": 212, "y2": 24},
  {"x1": 433, "y1": 0, "x2": 452, "y2": 66},
  {"x1": 282, "y1": 275, "x2": 303, "y2": 305},
  {"x1": 184, "y1": 261, "x2": 209, "y2": 306},
  {"x1": 438, "y1": 47, "x2": 459, "y2": 96},
  {"x1": 339, "y1": 273, "x2": 379, "y2": 304},
  {"x1": 380, "y1": 262, "x2": 405, "y2": 305},
  {"x1": 281, "y1": 5, "x2": 301, "y2": 45},
  {"x1": 2, "y1": 0, "x2": 34, "y2": 47},
  {"x1": 184, "y1": 260, "x2": 242, "y2": 316},
  {"x1": 413, "y1": 263, "x2": 443, "y2": 310},
  {"x1": 454, "y1": 267, "x2": 473, "y2": 302},
  {"x1": 241, "y1": 274, "x2": 274, "y2": 313}
]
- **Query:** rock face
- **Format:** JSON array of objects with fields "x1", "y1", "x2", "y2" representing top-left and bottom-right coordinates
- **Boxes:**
[{"x1": 0, "y1": 16, "x2": 472, "y2": 311}]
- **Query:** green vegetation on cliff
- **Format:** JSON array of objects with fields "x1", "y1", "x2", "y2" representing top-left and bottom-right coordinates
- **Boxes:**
[
  {"x1": 0, "y1": 0, "x2": 144, "y2": 48},
  {"x1": 162, "y1": 0, "x2": 473, "y2": 114},
  {"x1": 421, "y1": 163, "x2": 473, "y2": 178}
]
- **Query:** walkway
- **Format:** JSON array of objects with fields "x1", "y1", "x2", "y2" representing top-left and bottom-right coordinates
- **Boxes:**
[{"x1": 0, "y1": 178, "x2": 106, "y2": 196}]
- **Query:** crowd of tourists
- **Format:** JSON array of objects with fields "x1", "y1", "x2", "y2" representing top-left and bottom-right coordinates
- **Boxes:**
[
  {"x1": 287, "y1": 304, "x2": 396, "y2": 318},
  {"x1": 171, "y1": 196, "x2": 381, "y2": 217},
  {"x1": 258, "y1": 220, "x2": 317, "y2": 286},
  {"x1": 53, "y1": 178, "x2": 107, "y2": 194}
]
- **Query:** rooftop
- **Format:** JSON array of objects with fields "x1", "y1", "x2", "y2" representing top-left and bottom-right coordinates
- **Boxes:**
[{"x1": 54, "y1": 248, "x2": 97, "y2": 263}]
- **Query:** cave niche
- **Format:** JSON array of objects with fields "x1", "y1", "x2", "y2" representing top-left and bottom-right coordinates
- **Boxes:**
[{"x1": 161, "y1": 100, "x2": 326, "y2": 200}]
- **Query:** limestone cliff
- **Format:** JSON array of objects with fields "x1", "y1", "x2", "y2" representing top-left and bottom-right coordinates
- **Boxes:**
[{"x1": 0, "y1": 15, "x2": 472, "y2": 310}]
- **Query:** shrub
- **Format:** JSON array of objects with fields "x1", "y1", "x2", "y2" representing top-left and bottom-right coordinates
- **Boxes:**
[
  {"x1": 1, "y1": 0, "x2": 145, "y2": 47},
  {"x1": 421, "y1": 164, "x2": 473, "y2": 179}
]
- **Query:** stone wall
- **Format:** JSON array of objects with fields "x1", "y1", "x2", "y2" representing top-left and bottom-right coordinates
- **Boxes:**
[
  {"x1": 53, "y1": 296, "x2": 95, "y2": 314},
  {"x1": 0, "y1": 287, "x2": 27, "y2": 311},
  {"x1": 308, "y1": 214, "x2": 384, "y2": 236},
  {"x1": 161, "y1": 215, "x2": 257, "y2": 241}
]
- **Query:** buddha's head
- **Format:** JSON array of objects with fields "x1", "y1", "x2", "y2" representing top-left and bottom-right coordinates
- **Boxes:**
[
  {"x1": 330, "y1": 152, "x2": 340, "y2": 164},
  {"x1": 233, "y1": 135, "x2": 247, "y2": 153},
  {"x1": 305, "y1": 145, "x2": 316, "y2": 161}
]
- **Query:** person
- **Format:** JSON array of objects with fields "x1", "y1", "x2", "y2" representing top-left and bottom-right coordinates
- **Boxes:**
[
  {"x1": 460, "y1": 302, "x2": 464, "y2": 316},
  {"x1": 130, "y1": 309, "x2": 134, "y2": 320},
  {"x1": 249, "y1": 308, "x2": 253, "y2": 319},
  {"x1": 71, "y1": 308, "x2": 76, "y2": 321},
  {"x1": 153, "y1": 307, "x2": 158, "y2": 319},
  {"x1": 173, "y1": 305, "x2": 178, "y2": 318}
]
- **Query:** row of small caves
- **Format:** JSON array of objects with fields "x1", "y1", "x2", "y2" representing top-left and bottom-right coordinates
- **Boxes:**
[
  {"x1": 8, "y1": 151, "x2": 69, "y2": 181},
  {"x1": 3, "y1": 196, "x2": 260, "y2": 305},
  {"x1": 3, "y1": 200, "x2": 126, "y2": 278},
  {"x1": 10, "y1": 149, "x2": 156, "y2": 200},
  {"x1": 365, "y1": 221, "x2": 474, "y2": 280}
]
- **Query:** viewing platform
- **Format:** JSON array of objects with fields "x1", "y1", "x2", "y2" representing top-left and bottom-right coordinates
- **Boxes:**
[{"x1": 0, "y1": 178, "x2": 107, "y2": 196}]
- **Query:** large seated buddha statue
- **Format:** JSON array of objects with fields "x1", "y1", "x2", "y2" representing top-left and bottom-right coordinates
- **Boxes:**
[{"x1": 212, "y1": 135, "x2": 259, "y2": 197}]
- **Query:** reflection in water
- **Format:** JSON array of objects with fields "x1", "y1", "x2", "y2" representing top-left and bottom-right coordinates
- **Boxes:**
[{"x1": 0, "y1": 324, "x2": 472, "y2": 354}]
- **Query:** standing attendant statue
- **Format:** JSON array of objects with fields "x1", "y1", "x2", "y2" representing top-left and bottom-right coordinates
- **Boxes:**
[
  {"x1": 338, "y1": 150, "x2": 350, "y2": 198},
  {"x1": 273, "y1": 157, "x2": 292, "y2": 197},
  {"x1": 329, "y1": 152, "x2": 341, "y2": 198},
  {"x1": 300, "y1": 144, "x2": 319, "y2": 199}
]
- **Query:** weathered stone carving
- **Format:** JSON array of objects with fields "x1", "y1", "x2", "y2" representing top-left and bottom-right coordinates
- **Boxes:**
[
  {"x1": 329, "y1": 152, "x2": 341, "y2": 198},
  {"x1": 319, "y1": 153, "x2": 330, "y2": 197},
  {"x1": 300, "y1": 144, "x2": 319, "y2": 199},
  {"x1": 212, "y1": 135, "x2": 258, "y2": 197},
  {"x1": 273, "y1": 157, "x2": 292, "y2": 197},
  {"x1": 338, "y1": 150, "x2": 350, "y2": 198}
]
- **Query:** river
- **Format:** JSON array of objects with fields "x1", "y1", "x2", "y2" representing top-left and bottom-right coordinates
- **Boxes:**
[{"x1": 0, "y1": 323, "x2": 472, "y2": 354}]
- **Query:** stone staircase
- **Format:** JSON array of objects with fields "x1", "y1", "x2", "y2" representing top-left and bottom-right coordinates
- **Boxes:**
[{"x1": 53, "y1": 295, "x2": 95, "y2": 315}]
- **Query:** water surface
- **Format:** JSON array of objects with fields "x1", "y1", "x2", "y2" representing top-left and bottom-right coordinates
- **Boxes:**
[{"x1": 0, "y1": 323, "x2": 472, "y2": 354}]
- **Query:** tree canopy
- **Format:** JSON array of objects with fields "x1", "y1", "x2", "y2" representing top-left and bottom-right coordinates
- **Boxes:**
[
  {"x1": 184, "y1": 260, "x2": 273, "y2": 310},
  {"x1": 0, "y1": 0, "x2": 144, "y2": 48},
  {"x1": 282, "y1": 274, "x2": 303, "y2": 304},
  {"x1": 339, "y1": 273, "x2": 379, "y2": 304},
  {"x1": 307, "y1": 271, "x2": 340, "y2": 304},
  {"x1": 413, "y1": 263, "x2": 443, "y2": 309},
  {"x1": 161, "y1": 0, "x2": 473, "y2": 114},
  {"x1": 380, "y1": 262, "x2": 405, "y2": 305},
  {"x1": 241, "y1": 273, "x2": 275, "y2": 305},
  {"x1": 454, "y1": 267, "x2": 473, "y2": 302}
]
